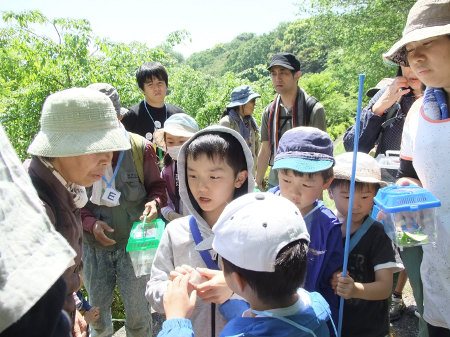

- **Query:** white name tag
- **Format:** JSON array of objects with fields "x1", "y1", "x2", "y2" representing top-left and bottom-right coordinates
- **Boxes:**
[{"x1": 101, "y1": 187, "x2": 121, "y2": 205}]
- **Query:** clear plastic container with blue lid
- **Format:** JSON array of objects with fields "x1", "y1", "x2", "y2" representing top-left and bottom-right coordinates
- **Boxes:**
[{"x1": 373, "y1": 185, "x2": 441, "y2": 247}]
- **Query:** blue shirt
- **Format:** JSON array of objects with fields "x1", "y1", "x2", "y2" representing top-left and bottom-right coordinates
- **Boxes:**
[
  {"x1": 157, "y1": 290, "x2": 331, "y2": 337},
  {"x1": 270, "y1": 186, "x2": 343, "y2": 328}
]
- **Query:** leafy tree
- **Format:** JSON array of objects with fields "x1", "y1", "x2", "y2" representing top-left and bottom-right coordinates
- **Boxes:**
[
  {"x1": 303, "y1": 0, "x2": 415, "y2": 94},
  {"x1": 0, "y1": 10, "x2": 187, "y2": 159},
  {"x1": 301, "y1": 70, "x2": 354, "y2": 140},
  {"x1": 282, "y1": 19, "x2": 328, "y2": 74}
]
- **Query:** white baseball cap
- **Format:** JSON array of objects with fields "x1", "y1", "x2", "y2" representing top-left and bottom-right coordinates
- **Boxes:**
[{"x1": 197, "y1": 192, "x2": 310, "y2": 272}]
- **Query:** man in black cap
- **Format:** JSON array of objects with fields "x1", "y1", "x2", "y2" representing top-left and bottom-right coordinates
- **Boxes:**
[{"x1": 255, "y1": 52, "x2": 326, "y2": 189}]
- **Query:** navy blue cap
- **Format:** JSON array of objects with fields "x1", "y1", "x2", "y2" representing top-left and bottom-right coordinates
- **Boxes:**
[
  {"x1": 268, "y1": 52, "x2": 301, "y2": 72},
  {"x1": 273, "y1": 127, "x2": 335, "y2": 173}
]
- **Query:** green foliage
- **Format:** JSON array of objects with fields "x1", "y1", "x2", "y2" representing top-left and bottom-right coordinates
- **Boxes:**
[
  {"x1": 304, "y1": 0, "x2": 415, "y2": 94},
  {"x1": 186, "y1": 23, "x2": 290, "y2": 77},
  {"x1": 300, "y1": 71, "x2": 354, "y2": 140},
  {"x1": 1, "y1": 4, "x2": 412, "y2": 161},
  {"x1": 0, "y1": 10, "x2": 187, "y2": 159}
]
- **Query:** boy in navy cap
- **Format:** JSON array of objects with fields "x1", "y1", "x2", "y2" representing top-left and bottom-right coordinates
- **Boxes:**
[{"x1": 270, "y1": 126, "x2": 343, "y2": 329}]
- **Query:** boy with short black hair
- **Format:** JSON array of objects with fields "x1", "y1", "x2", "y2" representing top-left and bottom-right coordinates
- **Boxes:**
[
  {"x1": 122, "y1": 61, "x2": 186, "y2": 140},
  {"x1": 328, "y1": 152, "x2": 403, "y2": 337},
  {"x1": 158, "y1": 192, "x2": 331, "y2": 337},
  {"x1": 270, "y1": 126, "x2": 343, "y2": 326},
  {"x1": 146, "y1": 126, "x2": 254, "y2": 337}
]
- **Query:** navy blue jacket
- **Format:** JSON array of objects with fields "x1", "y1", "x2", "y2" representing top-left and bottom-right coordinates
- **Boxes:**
[{"x1": 343, "y1": 87, "x2": 416, "y2": 156}]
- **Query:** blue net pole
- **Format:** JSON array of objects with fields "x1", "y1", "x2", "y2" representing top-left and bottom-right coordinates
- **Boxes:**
[{"x1": 337, "y1": 74, "x2": 365, "y2": 337}]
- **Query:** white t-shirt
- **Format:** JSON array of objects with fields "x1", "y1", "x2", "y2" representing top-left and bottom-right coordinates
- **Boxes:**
[{"x1": 400, "y1": 98, "x2": 450, "y2": 329}]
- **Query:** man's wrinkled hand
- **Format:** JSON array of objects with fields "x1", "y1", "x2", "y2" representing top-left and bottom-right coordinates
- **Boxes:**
[{"x1": 93, "y1": 220, "x2": 116, "y2": 246}]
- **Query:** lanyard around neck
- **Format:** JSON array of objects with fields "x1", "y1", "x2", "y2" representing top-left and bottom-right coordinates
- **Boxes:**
[
  {"x1": 102, "y1": 151, "x2": 125, "y2": 188},
  {"x1": 250, "y1": 309, "x2": 317, "y2": 336},
  {"x1": 144, "y1": 100, "x2": 167, "y2": 130}
]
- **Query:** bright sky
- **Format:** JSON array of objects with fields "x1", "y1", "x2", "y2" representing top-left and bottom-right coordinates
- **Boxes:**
[{"x1": 2, "y1": 0, "x2": 304, "y2": 57}]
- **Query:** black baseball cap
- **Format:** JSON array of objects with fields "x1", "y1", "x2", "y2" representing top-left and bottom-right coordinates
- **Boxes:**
[{"x1": 268, "y1": 52, "x2": 301, "y2": 72}]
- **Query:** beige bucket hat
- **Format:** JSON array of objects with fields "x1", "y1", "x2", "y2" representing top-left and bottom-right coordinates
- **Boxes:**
[
  {"x1": 27, "y1": 87, "x2": 130, "y2": 157},
  {"x1": 383, "y1": 0, "x2": 450, "y2": 66},
  {"x1": 334, "y1": 152, "x2": 388, "y2": 187}
]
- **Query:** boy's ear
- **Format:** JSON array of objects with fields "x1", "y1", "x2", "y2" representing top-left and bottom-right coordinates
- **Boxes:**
[
  {"x1": 231, "y1": 271, "x2": 247, "y2": 294},
  {"x1": 234, "y1": 170, "x2": 248, "y2": 188},
  {"x1": 323, "y1": 176, "x2": 334, "y2": 190},
  {"x1": 327, "y1": 187, "x2": 334, "y2": 200}
]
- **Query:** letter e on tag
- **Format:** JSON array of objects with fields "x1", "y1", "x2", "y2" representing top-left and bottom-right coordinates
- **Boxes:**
[{"x1": 102, "y1": 187, "x2": 121, "y2": 205}]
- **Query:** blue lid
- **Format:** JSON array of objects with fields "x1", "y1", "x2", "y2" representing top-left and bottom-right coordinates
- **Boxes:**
[{"x1": 374, "y1": 185, "x2": 441, "y2": 213}]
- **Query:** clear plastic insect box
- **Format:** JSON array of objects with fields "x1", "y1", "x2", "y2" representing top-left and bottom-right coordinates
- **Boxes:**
[
  {"x1": 373, "y1": 185, "x2": 440, "y2": 248},
  {"x1": 126, "y1": 218, "x2": 165, "y2": 277}
]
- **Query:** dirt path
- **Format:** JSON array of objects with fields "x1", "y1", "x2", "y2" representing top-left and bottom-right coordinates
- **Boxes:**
[{"x1": 390, "y1": 280, "x2": 419, "y2": 337}]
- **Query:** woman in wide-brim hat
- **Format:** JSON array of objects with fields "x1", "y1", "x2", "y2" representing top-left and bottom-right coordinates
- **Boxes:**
[
  {"x1": 219, "y1": 84, "x2": 261, "y2": 176},
  {"x1": 24, "y1": 87, "x2": 130, "y2": 333},
  {"x1": 384, "y1": 1, "x2": 450, "y2": 336}
]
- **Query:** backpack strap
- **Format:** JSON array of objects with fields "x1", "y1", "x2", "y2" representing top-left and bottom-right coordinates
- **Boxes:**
[
  {"x1": 129, "y1": 132, "x2": 145, "y2": 185},
  {"x1": 349, "y1": 216, "x2": 375, "y2": 253},
  {"x1": 189, "y1": 216, "x2": 219, "y2": 270},
  {"x1": 305, "y1": 95, "x2": 318, "y2": 126}
]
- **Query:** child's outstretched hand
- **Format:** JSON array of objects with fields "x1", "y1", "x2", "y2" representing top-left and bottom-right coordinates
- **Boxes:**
[
  {"x1": 170, "y1": 265, "x2": 208, "y2": 294},
  {"x1": 336, "y1": 272, "x2": 355, "y2": 299},
  {"x1": 84, "y1": 306, "x2": 100, "y2": 324},
  {"x1": 195, "y1": 268, "x2": 233, "y2": 304},
  {"x1": 164, "y1": 274, "x2": 197, "y2": 320},
  {"x1": 170, "y1": 264, "x2": 194, "y2": 280}
]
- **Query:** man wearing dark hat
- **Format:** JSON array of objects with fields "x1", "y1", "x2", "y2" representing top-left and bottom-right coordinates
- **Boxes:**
[{"x1": 255, "y1": 52, "x2": 326, "y2": 189}]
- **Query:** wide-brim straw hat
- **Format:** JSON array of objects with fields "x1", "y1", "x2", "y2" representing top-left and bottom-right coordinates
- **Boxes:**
[
  {"x1": 27, "y1": 87, "x2": 130, "y2": 157},
  {"x1": 383, "y1": 0, "x2": 450, "y2": 66},
  {"x1": 153, "y1": 113, "x2": 199, "y2": 149},
  {"x1": 334, "y1": 152, "x2": 388, "y2": 187}
]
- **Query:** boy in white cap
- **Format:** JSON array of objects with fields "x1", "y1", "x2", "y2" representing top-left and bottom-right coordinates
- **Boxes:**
[
  {"x1": 328, "y1": 152, "x2": 403, "y2": 337},
  {"x1": 157, "y1": 193, "x2": 331, "y2": 337}
]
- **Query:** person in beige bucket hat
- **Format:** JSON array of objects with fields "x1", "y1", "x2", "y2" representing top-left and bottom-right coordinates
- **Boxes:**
[
  {"x1": 383, "y1": 0, "x2": 450, "y2": 66},
  {"x1": 24, "y1": 87, "x2": 130, "y2": 335},
  {"x1": 383, "y1": 1, "x2": 450, "y2": 336}
]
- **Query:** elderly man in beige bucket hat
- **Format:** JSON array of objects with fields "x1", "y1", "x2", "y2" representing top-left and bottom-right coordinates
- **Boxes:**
[{"x1": 24, "y1": 87, "x2": 130, "y2": 336}]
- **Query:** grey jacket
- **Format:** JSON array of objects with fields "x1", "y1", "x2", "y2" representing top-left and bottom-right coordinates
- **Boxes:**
[{"x1": 146, "y1": 126, "x2": 255, "y2": 337}]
